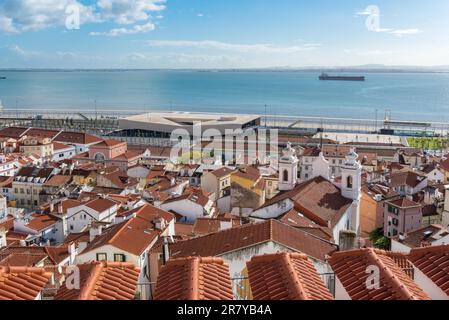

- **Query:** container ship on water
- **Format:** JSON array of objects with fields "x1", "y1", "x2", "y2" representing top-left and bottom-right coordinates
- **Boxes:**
[{"x1": 319, "y1": 73, "x2": 365, "y2": 82}]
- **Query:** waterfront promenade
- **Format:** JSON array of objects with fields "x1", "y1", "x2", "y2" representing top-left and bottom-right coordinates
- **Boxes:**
[{"x1": 0, "y1": 108, "x2": 448, "y2": 137}]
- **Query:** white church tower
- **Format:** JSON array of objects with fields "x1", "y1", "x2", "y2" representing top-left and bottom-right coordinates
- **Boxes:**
[
  {"x1": 278, "y1": 142, "x2": 299, "y2": 191},
  {"x1": 340, "y1": 147, "x2": 362, "y2": 236},
  {"x1": 341, "y1": 147, "x2": 362, "y2": 200}
]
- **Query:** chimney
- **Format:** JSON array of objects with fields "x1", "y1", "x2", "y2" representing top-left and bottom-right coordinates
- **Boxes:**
[
  {"x1": 58, "y1": 203, "x2": 63, "y2": 214},
  {"x1": 49, "y1": 202, "x2": 55, "y2": 212},
  {"x1": 162, "y1": 236, "x2": 170, "y2": 264},
  {"x1": 89, "y1": 224, "x2": 103, "y2": 242},
  {"x1": 154, "y1": 218, "x2": 166, "y2": 231},
  {"x1": 399, "y1": 233, "x2": 406, "y2": 241},
  {"x1": 68, "y1": 243, "x2": 76, "y2": 264}
]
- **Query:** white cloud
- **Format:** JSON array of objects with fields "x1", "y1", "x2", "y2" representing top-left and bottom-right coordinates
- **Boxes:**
[
  {"x1": 6, "y1": 44, "x2": 26, "y2": 56},
  {"x1": 90, "y1": 21, "x2": 155, "y2": 36},
  {"x1": 96, "y1": 0, "x2": 165, "y2": 25},
  {"x1": 390, "y1": 28, "x2": 423, "y2": 36},
  {"x1": 0, "y1": 0, "x2": 165, "y2": 35},
  {"x1": 145, "y1": 40, "x2": 322, "y2": 53},
  {"x1": 0, "y1": 0, "x2": 97, "y2": 33}
]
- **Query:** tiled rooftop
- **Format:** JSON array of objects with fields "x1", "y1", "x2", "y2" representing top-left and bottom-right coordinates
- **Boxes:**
[
  {"x1": 329, "y1": 248, "x2": 430, "y2": 300},
  {"x1": 54, "y1": 262, "x2": 140, "y2": 300},
  {"x1": 154, "y1": 257, "x2": 233, "y2": 300},
  {"x1": 83, "y1": 204, "x2": 174, "y2": 256},
  {"x1": 408, "y1": 245, "x2": 449, "y2": 296},
  {"x1": 0, "y1": 266, "x2": 53, "y2": 300},
  {"x1": 169, "y1": 220, "x2": 338, "y2": 262},
  {"x1": 261, "y1": 176, "x2": 353, "y2": 228},
  {"x1": 247, "y1": 253, "x2": 333, "y2": 300}
]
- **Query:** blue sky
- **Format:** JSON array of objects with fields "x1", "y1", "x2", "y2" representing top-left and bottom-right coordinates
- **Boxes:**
[{"x1": 0, "y1": 0, "x2": 448, "y2": 68}]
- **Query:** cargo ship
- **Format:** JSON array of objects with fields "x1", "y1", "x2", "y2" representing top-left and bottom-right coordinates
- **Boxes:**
[{"x1": 319, "y1": 73, "x2": 365, "y2": 82}]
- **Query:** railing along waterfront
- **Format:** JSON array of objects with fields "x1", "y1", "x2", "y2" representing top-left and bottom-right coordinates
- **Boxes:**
[{"x1": 1, "y1": 108, "x2": 448, "y2": 137}]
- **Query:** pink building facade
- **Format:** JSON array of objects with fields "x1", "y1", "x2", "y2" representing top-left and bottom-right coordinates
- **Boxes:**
[{"x1": 384, "y1": 198, "x2": 423, "y2": 237}]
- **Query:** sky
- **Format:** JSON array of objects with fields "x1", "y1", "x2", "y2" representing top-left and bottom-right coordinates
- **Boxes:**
[{"x1": 0, "y1": 0, "x2": 448, "y2": 69}]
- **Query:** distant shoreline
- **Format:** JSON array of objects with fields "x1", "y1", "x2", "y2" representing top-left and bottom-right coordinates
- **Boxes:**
[{"x1": 1, "y1": 68, "x2": 449, "y2": 74}]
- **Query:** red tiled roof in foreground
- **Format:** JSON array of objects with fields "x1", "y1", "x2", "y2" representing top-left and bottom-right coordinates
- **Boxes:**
[
  {"x1": 154, "y1": 257, "x2": 233, "y2": 300},
  {"x1": 169, "y1": 220, "x2": 338, "y2": 262},
  {"x1": 54, "y1": 262, "x2": 140, "y2": 300},
  {"x1": 247, "y1": 253, "x2": 333, "y2": 300},
  {"x1": 329, "y1": 249, "x2": 430, "y2": 300},
  {"x1": 0, "y1": 266, "x2": 52, "y2": 300},
  {"x1": 408, "y1": 245, "x2": 449, "y2": 296}
]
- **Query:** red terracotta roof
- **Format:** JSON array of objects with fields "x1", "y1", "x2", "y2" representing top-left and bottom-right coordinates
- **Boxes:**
[
  {"x1": 175, "y1": 223, "x2": 195, "y2": 237},
  {"x1": 247, "y1": 253, "x2": 333, "y2": 300},
  {"x1": 439, "y1": 158, "x2": 449, "y2": 172},
  {"x1": 82, "y1": 204, "x2": 174, "y2": 256},
  {"x1": 43, "y1": 175, "x2": 72, "y2": 187},
  {"x1": 54, "y1": 262, "x2": 140, "y2": 300},
  {"x1": 55, "y1": 131, "x2": 103, "y2": 145},
  {"x1": 408, "y1": 245, "x2": 449, "y2": 295},
  {"x1": 328, "y1": 249, "x2": 430, "y2": 300},
  {"x1": 302, "y1": 147, "x2": 321, "y2": 157},
  {"x1": 0, "y1": 266, "x2": 53, "y2": 300},
  {"x1": 390, "y1": 171, "x2": 426, "y2": 188},
  {"x1": 162, "y1": 189, "x2": 210, "y2": 207},
  {"x1": 26, "y1": 214, "x2": 60, "y2": 232},
  {"x1": 154, "y1": 257, "x2": 233, "y2": 300},
  {"x1": 0, "y1": 246, "x2": 71, "y2": 265},
  {"x1": 25, "y1": 128, "x2": 61, "y2": 139},
  {"x1": 261, "y1": 176, "x2": 353, "y2": 228},
  {"x1": 0, "y1": 252, "x2": 47, "y2": 267},
  {"x1": 52, "y1": 141, "x2": 72, "y2": 151},
  {"x1": 170, "y1": 220, "x2": 338, "y2": 262},
  {"x1": 387, "y1": 198, "x2": 421, "y2": 208},
  {"x1": 392, "y1": 225, "x2": 447, "y2": 248},
  {"x1": 0, "y1": 216, "x2": 14, "y2": 231},
  {"x1": 232, "y1": 166, "x2": 261, "y2": 182},
  {"x1": 0, "y1": 127, "x2": 29, "y2": 139},
  {"x1": 0, "y1": 176, "x2": 14, "y2": 188},
  {"x1": 84, "y1": 197, "x2": 116, "y2": 212},
  {"x1": 193, "y1": 218, "x2": 221, "y2": 235},
  {"x1": 94, "y1": 139, "x2": 126, "y2": 148},
  {"x1": 211, "y1": 167, "x2": 234, "y2": 178}
]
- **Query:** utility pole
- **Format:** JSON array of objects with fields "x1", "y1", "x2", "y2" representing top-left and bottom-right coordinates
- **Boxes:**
[
  {"x1": 375, "y1": 108, "x2": 378, "y2": 133},
  {"x1": 264, "y1": 104, "x2": 267, "y2": 128}
]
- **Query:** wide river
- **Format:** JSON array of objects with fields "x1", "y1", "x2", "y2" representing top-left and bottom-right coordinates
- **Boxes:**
[{"x1": 0, "y1": 70, "x2": 448, "y2": 122}]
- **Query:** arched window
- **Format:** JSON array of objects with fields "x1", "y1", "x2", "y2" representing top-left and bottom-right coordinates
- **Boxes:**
[
  {"x1": 347, "y1": 176, "x2": 353, "y2": 189},
  {"x1": 94, "y1": 153, "x2": 105, "y2": 162},
  {"x1": 283, "y1": 170, "x2": 289, "y2": 182}
]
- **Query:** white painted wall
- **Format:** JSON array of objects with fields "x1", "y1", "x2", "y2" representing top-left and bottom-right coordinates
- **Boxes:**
[
  {"x1": 250, "y1": 199, "x2": 293, "y2": 219},
  {"x1": 160, "y1": 199, "x2": 213, "y2": 223},
  {"x1": 334, "y1": 277, "x2": 352, "y2": 300},
  {"x1": 391, "y1": 240, "x2": 412, "y2": 253},
  {"x1": 413, "y1": 266, "x2": 449, "y2": 300}
]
